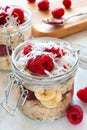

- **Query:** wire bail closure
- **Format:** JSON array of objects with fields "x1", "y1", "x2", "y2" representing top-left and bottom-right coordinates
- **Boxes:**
[{"x1": 0, "y1": 72, "x2": 28, "y2": 116}]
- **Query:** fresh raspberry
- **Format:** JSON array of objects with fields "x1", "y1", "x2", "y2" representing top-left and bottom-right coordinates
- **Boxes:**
[
  {"x1": 22, "y1": 87, "x2": 36, "y2": 100},
  {"x1": 51, "y1": 8, "x2": 65, "y2": 19},
  {"x1": 0, "y1": 11, "x2": 8, "y2": 25},
  {"x1": 23, "y1": 44, "x2": 32, "y2": 55},
  {"x1": 67, "y1": 105, "x2": 83, "y2": 125},
  {"x1": 27, "y1": 58, "x2": 36, "y2": 73},
  {"x1": 26, "y1": 90, "x2": 36, "y2": 100},
  {"x1": 27, "y1": 0, "x2": 36, "y2": 3},
  {"x1": 27, "y1": 54, "x2": 54, "y2": 75},
  {"x1": 77, "y1": 87, "x2": 87, "y2": 103},
  {"x1": 11, "y1": 7, "x2": 24, "y2": 24},
  {"x1": 45, "y1": 47, "x2": 64, "y2": 58},
  {"x1": 63, "y1": 0, "x2": 72, "y2": 9},
  {"x1": 37, "y1": 0, "x2": 49, "y2": 10},
  {"x1": 0, "y1": 44, "x2": 12, "y2": 56}
]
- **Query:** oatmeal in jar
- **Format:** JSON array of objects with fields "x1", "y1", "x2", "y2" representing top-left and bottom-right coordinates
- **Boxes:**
[
  {"x1": 0, "y1": 5, "x2": 32, "y2": 70},
  {"x1": 11, "y1": 38, "x2": 79, "y2": 120}
]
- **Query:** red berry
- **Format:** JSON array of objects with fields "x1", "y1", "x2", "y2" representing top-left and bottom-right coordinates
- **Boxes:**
[
  {"x1": 77, "y1": 87, "x2": 87, "y2": 103},
  {"x1": 0, "y1": 11, "x2": 8, "y2": 25},
  {"x1": 67, "y1": 105, "x2": 83, "y2": 125},
  {"x1": 11, "y1": 7, "x2": 24, "y2": 24},
  {"x1": 45, "y1": 47, "x2": 64, "y2": 58},
  {"x1": 27, "y1": 0, "x2": 36, "y2": 3},
  {"x1": 63, "y1": 0, "x2": 72, "y2": 9},
  {"x1": 37, "y1": 0, "x2": 49, "y2": 10},
  {"x1": 26, "y1": 90, "x2": 36, "y2": 100},
  {"x1": 51, "y1": 8, "x2": 65, "y2": 19},
  {"x1": 23, "y1": 87, "x2": 36, "y2": 100},
  {"x1": 0, "y1": 44, "x2": 12, "y2": 56},
  {"x1": 27, "y1": 58, "x2": 36, "y2": 73},
  {"x1": 23, "y1": 44, "x2": 32, "y2": 55},
  {"x1": 27, "y1": 54, "x2": 54, "y2": 75}
]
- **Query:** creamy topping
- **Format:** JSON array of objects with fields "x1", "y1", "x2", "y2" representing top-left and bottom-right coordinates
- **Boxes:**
[
  {"x1": 0, "y1": 5, "x2": 25, "y2": 28},
  {"x1": 15, "y1": 41, "x2": 77, "y2": 77}
]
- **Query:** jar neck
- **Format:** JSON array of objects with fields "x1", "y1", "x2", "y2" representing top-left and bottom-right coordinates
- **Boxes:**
[{"x1": 12, "y1": 60, "x2": 79, "y2": 86}]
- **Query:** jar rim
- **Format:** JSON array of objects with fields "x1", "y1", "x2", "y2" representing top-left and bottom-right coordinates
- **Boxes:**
[{"x1": 11, "y1": 37, "x2": 79, "y2": 85}]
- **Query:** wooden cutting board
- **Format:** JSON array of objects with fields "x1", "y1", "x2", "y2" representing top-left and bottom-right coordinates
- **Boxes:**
[{"x1": 27, "y1": 0, "x2": 87, "y2": 38}]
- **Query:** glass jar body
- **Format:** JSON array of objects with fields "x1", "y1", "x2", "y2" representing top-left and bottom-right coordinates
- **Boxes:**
[
  {"x1": 0, "y1": 5, "x2": 32, "y2": 70},
  {"x1": 10, "y1": 38, "x2": 79, "y2": 120},
  {"x1": 19, "y1": 76, "x2": 75, "y2": 120}
]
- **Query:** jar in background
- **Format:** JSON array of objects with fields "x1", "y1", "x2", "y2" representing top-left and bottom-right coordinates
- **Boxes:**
[
  {"x1": 1, "y1": 38, "x2": 79, "y2": 120},
  {"x1": 0, "y1": 5, "x2": 32, "y2": 70}
]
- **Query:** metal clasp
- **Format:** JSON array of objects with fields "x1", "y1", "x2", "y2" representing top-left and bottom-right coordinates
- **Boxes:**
[{"x1": 0, "y1": 73, "x2": 28, "y2": 116}]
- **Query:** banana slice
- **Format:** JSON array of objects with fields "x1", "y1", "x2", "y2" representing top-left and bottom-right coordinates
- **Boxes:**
[
  {"x1": 41, "y1": 89, "x2": 62, "y2": 108},
  {"x1": 35, "y1": 88, "x2": 56, "y2": 101}
]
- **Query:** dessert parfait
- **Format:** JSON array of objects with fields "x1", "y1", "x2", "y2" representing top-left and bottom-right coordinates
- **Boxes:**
[
  {"x1": 9, "y1": 37, "x2": 79, "y2": 120},
  {"x1": 0, "y1": 5, "x2": 32, "y2": 70}
]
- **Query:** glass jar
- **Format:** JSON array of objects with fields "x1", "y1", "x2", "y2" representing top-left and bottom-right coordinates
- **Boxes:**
[
  {"x1": 1, "y1": 37, "x2": 79, "y2": 120},
  {"x1": 0, "y1": 5, "x2": 32, "y2": 70}
]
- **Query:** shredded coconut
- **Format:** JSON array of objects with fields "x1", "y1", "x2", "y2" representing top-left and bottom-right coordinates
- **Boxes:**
[{"x1": 16, "y1": 41, "x2": 77, "y2": 77}]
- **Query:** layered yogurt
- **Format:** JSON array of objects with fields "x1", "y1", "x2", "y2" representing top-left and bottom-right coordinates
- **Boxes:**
[
  {"x1": 0, "y1": 5, "x2": 32, "y2": 70},
  {"x1": 12, "y1": 38, "x2": 78, "y2": 120}
]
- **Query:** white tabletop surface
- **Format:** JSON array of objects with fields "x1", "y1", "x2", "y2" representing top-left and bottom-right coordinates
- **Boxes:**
[{"x1": 0, "y1": 30, "x2": 87, "y2": 130}]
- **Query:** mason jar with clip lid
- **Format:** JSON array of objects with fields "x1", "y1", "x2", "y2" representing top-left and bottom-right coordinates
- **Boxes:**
[
  {"x1": 1, "y1": 37, "x2": 86, "y2": 121},
  {"x1": 0, "y1": 5, "x2": 32, "y2": 70}
]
